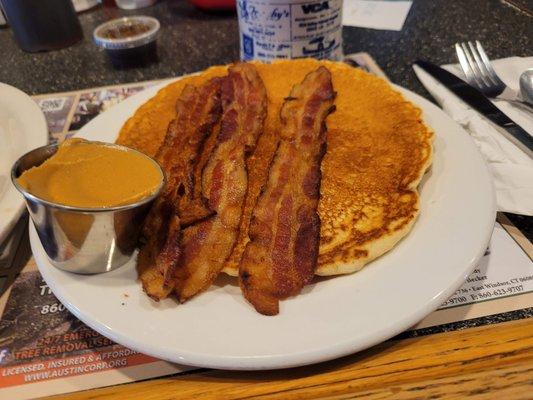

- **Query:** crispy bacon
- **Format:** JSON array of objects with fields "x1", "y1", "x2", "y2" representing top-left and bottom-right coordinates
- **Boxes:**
[
  {"x1": 239, "y1": 67, "x2": 335, "y2": 315},
  {"x1": 174, "y1": 63, "x2": 268, "y2": 302},
  {"x1": 138, "y1": 79, "x2": 222, "y2": 300}
]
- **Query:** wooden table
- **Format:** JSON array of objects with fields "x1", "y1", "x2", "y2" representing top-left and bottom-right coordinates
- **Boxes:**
[{"x1": 44, "y1": 318, "x2": 532, "y2": 399}]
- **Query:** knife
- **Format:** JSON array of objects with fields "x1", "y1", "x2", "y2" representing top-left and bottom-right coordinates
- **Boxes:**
[{"x1": 414, "y1": 60, "x2": 533, "y2": 158}]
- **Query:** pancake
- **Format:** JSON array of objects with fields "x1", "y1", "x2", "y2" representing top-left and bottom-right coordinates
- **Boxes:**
[
  {"x1": 117, "y1": 66, "x2": 229, "y2": 156},
  {"x1": 117, "y1": 59, "x2": 433, "y2": 277}
]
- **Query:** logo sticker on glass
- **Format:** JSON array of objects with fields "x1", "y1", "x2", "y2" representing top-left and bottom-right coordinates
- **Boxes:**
[{"x1": 242, "y1": 34, "x2": 254, "y2": 60}]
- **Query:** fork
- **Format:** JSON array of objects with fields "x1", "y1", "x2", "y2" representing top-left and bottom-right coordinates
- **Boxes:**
[{"x1": 455, "y1": 41, "x2": 532, "y2": 111}]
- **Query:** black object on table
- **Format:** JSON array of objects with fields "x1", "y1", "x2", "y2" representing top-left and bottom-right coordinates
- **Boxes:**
[{"x1": 0, "y1": 0, "x2": 82, "y2": 52}]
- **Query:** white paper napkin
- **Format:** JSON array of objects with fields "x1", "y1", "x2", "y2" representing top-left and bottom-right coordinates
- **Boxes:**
[
  {"x1": 413, "y1": 57, "x2": 533, "y2": 216},
  {"x1": 343, "y1": 0, "x2": 413, "y2": 31}
]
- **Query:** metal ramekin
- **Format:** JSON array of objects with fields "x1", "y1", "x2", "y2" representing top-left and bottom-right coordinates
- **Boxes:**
[{"x1": 11, "y1": 143, "x2": 164, "y2": 274}]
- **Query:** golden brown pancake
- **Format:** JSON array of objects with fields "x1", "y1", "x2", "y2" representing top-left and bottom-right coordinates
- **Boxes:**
[
  {"x1": 117, "y1": 67, "x2": 228, "y2": 156},
  {"x1": 117, "y1": 59, "x2": 433, "y2": 277}
]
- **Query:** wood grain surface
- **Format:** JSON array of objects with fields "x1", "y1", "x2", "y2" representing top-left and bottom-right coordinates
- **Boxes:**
[{"x1": 45, "y1": 318, "x2": 533, "y2": 400}]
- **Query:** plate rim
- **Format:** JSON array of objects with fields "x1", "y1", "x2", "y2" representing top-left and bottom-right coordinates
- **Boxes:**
[
  {"x1": 0, "y1": 82, "x2": 48, "y2": 244},
  {"x1": 31, "y1": 76, "x2": 496, "y2": 370}
]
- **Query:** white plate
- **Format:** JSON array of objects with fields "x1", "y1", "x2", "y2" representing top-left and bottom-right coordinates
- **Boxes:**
[
  {"x1": 31, "y1": 80, "x2": 496, "y2": 370},
  {"x1": 0, "y1": 83, "x2": 48, "y2": 244}
]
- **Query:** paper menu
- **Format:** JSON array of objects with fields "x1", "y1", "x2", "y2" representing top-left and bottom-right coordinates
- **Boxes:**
[
  {"x1": 0, "y1": 267, "x2": 188, "y2": 399},
  {"x1": 415, "y1": 219, "x2": 532, "y2": 329},
  {"x1": 440, "y1": 225, "x2": 532, "y2": 310}
]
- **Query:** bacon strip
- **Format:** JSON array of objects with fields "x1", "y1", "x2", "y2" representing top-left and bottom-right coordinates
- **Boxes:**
[
  {"x1": 138, "y1": 79, "x2": 222, "y2": 300},
  {"x1": 239, "y1": 67, "x2": 335, "y2": 315},
  {"x1": 174, "y1": 63, "x2": 267, "y2": 302}
]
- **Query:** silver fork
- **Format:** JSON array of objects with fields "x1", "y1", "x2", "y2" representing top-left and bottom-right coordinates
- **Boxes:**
[{"x1": 455, "y1": 41, "x2": 532, "y2": 111}]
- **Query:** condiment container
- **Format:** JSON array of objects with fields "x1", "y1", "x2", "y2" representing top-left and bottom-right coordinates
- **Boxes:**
[
  {"x1": 11, "y1": 143, "x2": 164, "y2": 274},
  {"x1": 115, "y1": 0, "x2": 157, "y2": 9},
  {"x1": 236, "y1": 0, "x2": 343, "y2": 62},
  {"x1": 0, "y1": 0, "x2": 82, "y2": 52},
  {"x1": 93, "y1": 16, "x2": 160, "y2": 68}
]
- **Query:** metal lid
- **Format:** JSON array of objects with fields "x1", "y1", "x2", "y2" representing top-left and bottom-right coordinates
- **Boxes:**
[{"x1": 93, "y1": 16, "x2": 160, "y2": 50}]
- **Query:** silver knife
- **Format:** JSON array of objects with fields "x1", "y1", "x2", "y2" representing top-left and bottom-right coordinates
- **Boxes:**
[{"x1": 414, "y1": 60, "x2": 533, "y2": 158}]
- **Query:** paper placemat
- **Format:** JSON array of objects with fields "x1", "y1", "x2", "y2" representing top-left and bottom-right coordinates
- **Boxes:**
[{"x1": 1, "y1": 53, "x2": 531, "y2": 400}]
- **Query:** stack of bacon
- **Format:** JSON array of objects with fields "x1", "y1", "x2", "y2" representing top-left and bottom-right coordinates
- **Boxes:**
[{"x1": 138, "y1": 63, "x2": 336, "y2": 315}]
